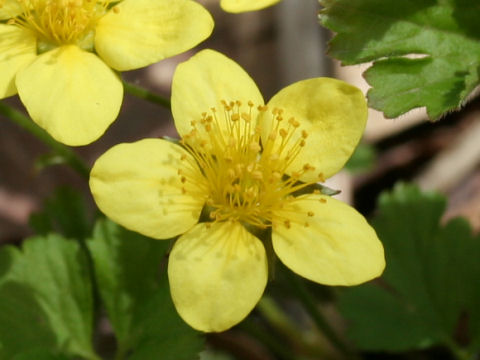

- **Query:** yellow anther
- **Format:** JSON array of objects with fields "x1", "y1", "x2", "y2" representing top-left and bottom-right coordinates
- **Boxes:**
[
  {"x1": 241, "y1": 113, "x2": 251, "y2": 122},
  {"x1": 249, "y1": 142, "x2": 261, "y2": 152},
  {"x1": 279, "y1": 129, "x2": 288, "y2": 138},
  {"x1": 248, "y1": 101, "x2": 254, "y2": 107},
  {"x1": 227, "y1": 168, "x2": 236, "y2": 179},
  {"x1": 181, "y1": 176, "x2": 187, "y2": 183},
  {"x1": 231, "y1": 114, "x2": 240, "y2": 121},
  {"x1": 180, "y1": 154, "x2": 187, "y2": 161},
  {"x1": 113, "y1": 6, "x2": 120, "y2": 13},
  {"x1": 288, "y1": 117, "x2": 300, "y2": 127},
  {"x1": 304, "y1": 222, "x2": 310, "y2": 227},
  {"x1": 300, "y1": 140, "x2": 306, "y2": 147},
  {"x1": 268, "y1": 132, "x2": 276, "y2": 141},
  {"x1": 235, "y1": 100, "x2": 242, "y2": 106},
  {"x1": 205, "y1": 124, "x2": 212, "y2": 132},
  {"x1": 252, "y1": 171, "x2": 263, "y2": 180},
  {"x1": 318, "y1": 173, "x2": 325, "y2": 182},
  {"x1": 319, "y1": 198, "x2": 327, "y2": 203},
  {"x1": 301, "y1": 130, "x2": 308, "y2": 138},
  {"x1": 284, "y1": 220, "x2": 291, "y2": 229},
  {"x1": 307, "y1": 211, "x2": 314, "y2": 217}
]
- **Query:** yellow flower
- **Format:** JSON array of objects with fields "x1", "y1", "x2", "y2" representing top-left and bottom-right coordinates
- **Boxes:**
[
  {"x1": 220, "y1": 0, "x2": 281, "y2": 12},
  {"x1": 0, "y1": 0, "x2": 213, "y2": 146},
  {"x1": 89, "y1": 49, "x2": 385, "y2": 332}
]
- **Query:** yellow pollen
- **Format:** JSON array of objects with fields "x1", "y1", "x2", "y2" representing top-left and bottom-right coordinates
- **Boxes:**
[
  {"x1": 11, "y1": 0, "x2": 112, "y2": 48},
  {"x1": 180, "y1": 100, "x2": 321, "y2": 229}
]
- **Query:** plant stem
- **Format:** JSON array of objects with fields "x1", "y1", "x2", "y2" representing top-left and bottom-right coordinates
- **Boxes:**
[
  {"x1": 122, "y1": 80, "x2": 171, "y2": 109},
  {"x1": 284, "y1": 270, "x2": 352, "y2": 357},
  {"x1": 444, "y1": 339, "x2": 472, "y2": 360},
  {"x1": 258, "y1": 297, "x2": 335, "y2": 359},
  {"x1": 0, "y1": 101, "x2": 89, "y2": 179}
]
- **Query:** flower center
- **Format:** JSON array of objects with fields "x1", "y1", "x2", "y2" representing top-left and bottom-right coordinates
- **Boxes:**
[
  {"x1": 8, "y1": 0, "x2": 114, "y2": 50},
  {"x1": 179, "y1": 100, "x2": 325, "y2": 229}
]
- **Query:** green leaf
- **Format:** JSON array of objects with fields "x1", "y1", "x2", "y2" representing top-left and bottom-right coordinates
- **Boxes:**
[
  {"x1": 344, "y1": 143, "x2": 376, "y2": 174},
  {"x1": 88, "y1": 219, "x2": 204, "y2": 359},
  {"x1": 339, "y1": 184, "x2": 480, "y2": 353},
  {"x1": 0, "y1": 235, "x2": 96, "y2": 359},
  {"x1": 29, "y1": 186, "x2": 93, "y2": 239},
  {"x1": 319, "y1": 0, "x2": 480, "y2": 119}
]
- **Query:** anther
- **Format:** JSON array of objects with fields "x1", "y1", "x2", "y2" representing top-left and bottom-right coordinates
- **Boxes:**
[
  {"x1": 284, "y1": 220, "x2": 291, "y2": 229},
  {"x1": 288, "y1": 117, "x2": 300, "y2": 127},
  {"x1": 318, "y1": 173, "x2": 325, "y2": 182},
  {"x1": 301, "y1": 130, "x2": 308, "y2": 138},
  {"x1": 241, "y1": 113, "x2": 251, "y2": 122},
  {"x1": 231, "y1": 114, "x2": 240, "y2": 121},
  {"x1": 279, "y1": 129, "x2": 288, "y2": 138},
  {"x1": 319, "y1": 198, "x2": 327, "y2": 203},
  {"x1": 307, "y1": 211, "x2": 314, "y2": 217}
]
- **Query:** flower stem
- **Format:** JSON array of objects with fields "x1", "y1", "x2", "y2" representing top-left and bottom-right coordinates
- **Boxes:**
[
  {"x1": 284, "y1": 270, "x2": 352, "y2": 357},
  {"x1": 122, "y1": 80, "x2": 171, "y2": 109},
  {"x1": 258, "y1": 297, "x2": 336, "y2": 359},
  {"x1": 0, "y1": 101, "x2": 89, "y2": 179}
]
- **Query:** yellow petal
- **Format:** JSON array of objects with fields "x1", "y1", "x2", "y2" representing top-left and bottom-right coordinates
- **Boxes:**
[
  {"x1": 0, "y1": 0, "x2": 22, "y2": 19},
  {"x1": 221, "y1": 0, "x2": 281, "y2": 13},
  {"x1": 169, "y1": 221, "x2": 268, "y2": 332},
  {"x1": 0, "y1": 25, "x2": 36, "y2": 98},
  {"x1": 90, "y1": 139, "x2": 207, "y2": 239},
  {"x1": 172, "y1": 49, "x2": 264, "y2": 137},
  {"x1": 272, "y1": 194, "x2": 385, "y2": 286},
  {"x1": 15, "y1": 45, "x2": 122, "y2": 146},
  {"x1": 262, "y1": 78, "x2": 367, "y2": 182},
  {"x1": 95, "y1": 0, "x2": 213, "y2": 71}
]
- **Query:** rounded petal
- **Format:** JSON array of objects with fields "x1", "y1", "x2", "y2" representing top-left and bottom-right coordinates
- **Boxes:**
[
  {"x1": 262, "y1": 78, "x2": 367, "y2": 182},
  {"x1": 16, "y1": 45, "x2": 122, "y2": 146},
  {"x1": 169, "y1": 221, "x2": 268, "y2": 332},
  {"x1": 0, "y1": 25, "x2": 36, "y2": 98},
  {"x1": 90, "y1": 139, "x2": 208, "y2": 239},
  {"x1": 272, "y1": 194, "x2": 385, "y2": 286},
  {"x1": 172, "y1": 49, "x2": 264, "y2": 137},
  {"x1": 95, "y1": 0, "x2": 214, "y2": 71},
  {"x1": 221, "y1": 0, "x2": 281, "y2": 13},
  {"x1": 0, "y1": 0, "x2": 22, "y2": 19}
]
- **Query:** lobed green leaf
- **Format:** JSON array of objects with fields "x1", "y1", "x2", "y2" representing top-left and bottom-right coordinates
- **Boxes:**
[{"x1": 319, "y1": 0, "x2": 480, "y2": 119}]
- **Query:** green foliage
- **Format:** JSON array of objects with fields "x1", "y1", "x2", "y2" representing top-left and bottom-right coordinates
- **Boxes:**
[
  {"x1": 339, "y1": 184, "x2": 480, "y2": 354},
  {"x1": 0, "y1": 235, "x2": 96, "y2": 360},
  {"x1": 29, "y1": 186, "x2": 93, "y2": 239},
  {"x1": 319, "y1": 0, "x2": 480, "y2": 119},
  {"x1": 88, "y1": 219, "x2": 204, "y2": 360},
  {"x1": 345, "y1": 143, "x2": 376, "y2": 174}
]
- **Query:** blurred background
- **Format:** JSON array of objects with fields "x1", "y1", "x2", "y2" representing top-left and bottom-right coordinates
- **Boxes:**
[{"x1": 1, "y1": 0, "x2": 480, "y2": 358}]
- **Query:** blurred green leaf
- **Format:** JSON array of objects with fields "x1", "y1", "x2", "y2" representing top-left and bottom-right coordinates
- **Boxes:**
[
  {"x1": 88, "y1": 219, "x2": 204, "y2": 359},
  {"x1": 339, "y1": 184, "x2": 480, "y2": 353},
  {"x1": 344, "y1": 143, "x2": 376, "y2": 174},
  {"x1": 29, "y1": 186, "x2": 92, "y2": 239},
  {"x1": 319, "y1": 0, "x2": 480, "y2": 119},
  {"x1": 0, "y1": 235, "x2": 96, "y2": 359}
]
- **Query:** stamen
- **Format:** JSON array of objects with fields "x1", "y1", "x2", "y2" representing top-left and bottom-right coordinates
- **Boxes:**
[{"x1": 179, "y1": 100, "x2": 323, "y2": 229}]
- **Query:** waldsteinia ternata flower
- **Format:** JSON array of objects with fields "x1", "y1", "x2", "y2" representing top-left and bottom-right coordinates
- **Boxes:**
[{"x1": 89, "y1": 49, "x2": 385, "y2": 332}]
